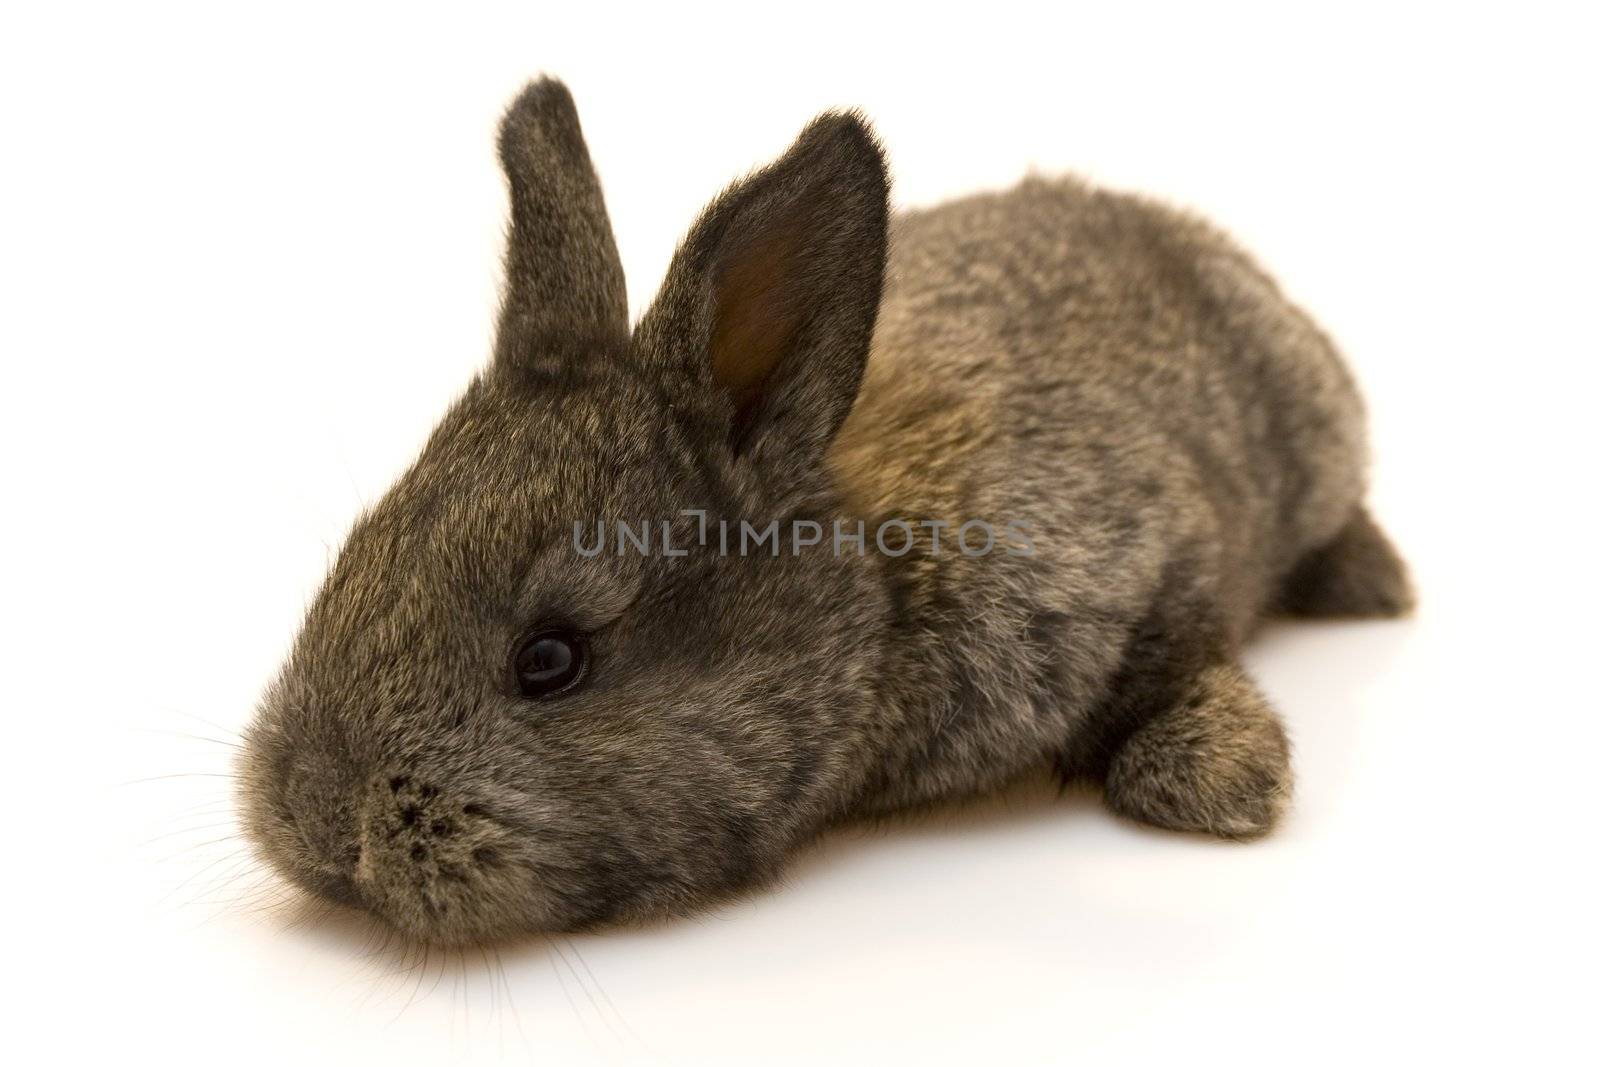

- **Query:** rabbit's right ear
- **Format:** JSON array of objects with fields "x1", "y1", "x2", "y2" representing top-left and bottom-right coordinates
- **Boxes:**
[
  {"x1": 634, "y1": 112, "x2": 889, "y2": 491},
  {"x1": 494, "y1": 79, "x2": 629, "y2": 368}
]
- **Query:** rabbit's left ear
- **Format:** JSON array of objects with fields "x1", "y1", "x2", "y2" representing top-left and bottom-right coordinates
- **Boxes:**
[
  {"x1": 635, "y1": 112, "x2": 889, "y2": 483},
  {"x1": 494, "y1": 78, "x2": 628, "y2": 367}
]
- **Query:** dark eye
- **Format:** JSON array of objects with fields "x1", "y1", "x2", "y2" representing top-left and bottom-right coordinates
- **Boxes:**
[{"x1": 512, "y1": 629, "x2": 588, "y2": 699}]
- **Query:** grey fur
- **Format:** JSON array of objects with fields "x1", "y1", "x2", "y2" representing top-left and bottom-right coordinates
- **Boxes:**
[{"x1": 239, "y1": 78, "x2": 1412, "y2": 944}]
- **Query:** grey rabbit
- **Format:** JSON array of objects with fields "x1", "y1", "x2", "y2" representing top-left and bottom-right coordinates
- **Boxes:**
[{"x1": 240, "y1": 77, "x2": 1413, "y2": 944}]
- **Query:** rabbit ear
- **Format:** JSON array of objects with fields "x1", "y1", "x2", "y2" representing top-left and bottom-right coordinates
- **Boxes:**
[
  {"x1": 494, "y1": 78, "x2": 628, "y2": 368},
  {"x1": 634, "y1": 112, "x2": 889, "y2": 481}
]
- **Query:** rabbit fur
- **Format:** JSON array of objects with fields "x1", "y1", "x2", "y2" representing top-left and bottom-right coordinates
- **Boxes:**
[{"x1": 239, "y1": 78, "x2": 1412, "y2": 943}]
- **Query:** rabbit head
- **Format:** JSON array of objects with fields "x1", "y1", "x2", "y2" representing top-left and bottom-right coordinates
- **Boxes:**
[{"x1": 238, "y1": 79, "x2": 892, "y2": 943}]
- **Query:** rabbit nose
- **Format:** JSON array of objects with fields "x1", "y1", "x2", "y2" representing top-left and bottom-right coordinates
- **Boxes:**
[{"x1": 281, "y1": 755, "x2": 363, "y2": 884}]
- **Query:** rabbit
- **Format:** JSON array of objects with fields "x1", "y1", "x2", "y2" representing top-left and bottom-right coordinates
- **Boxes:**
[{"x1": 239, "y1": 77, "x2": 1413, "y2": 945}]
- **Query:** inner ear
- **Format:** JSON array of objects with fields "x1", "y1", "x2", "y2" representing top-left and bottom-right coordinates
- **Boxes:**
[
  {"x1": 631, "y1": 109, "x2": 889, "y2": 476},
  {"x1": 707, "y1": 221, "x2": 808, "y2": 436}
]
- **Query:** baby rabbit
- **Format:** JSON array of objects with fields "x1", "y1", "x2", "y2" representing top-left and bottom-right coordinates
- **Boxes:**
[{"x1": 240, "y1": 78, "x2": 1412, "y2": 944}]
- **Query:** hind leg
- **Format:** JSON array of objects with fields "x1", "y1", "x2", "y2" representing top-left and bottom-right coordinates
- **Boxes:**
[
  {"x1": 1104, "y1": 661, "x2": 1292, "y2": 840},
  {"x1": 1279, "y1": 505, "x2": 1415, "y2": 618}
]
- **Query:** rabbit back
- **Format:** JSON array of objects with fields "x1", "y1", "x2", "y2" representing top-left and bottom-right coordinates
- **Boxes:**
[{"x1": 830, "y1": 176, "x2": 1368, "y2": 812}]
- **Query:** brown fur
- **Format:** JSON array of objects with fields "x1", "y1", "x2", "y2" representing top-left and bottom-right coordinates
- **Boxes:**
[
  {"x1": 1105, "y1": 663, "x2": 1292, "y2": 839},
  {"x1": 239, "y1": 79, "x2": 1411, "y2": 943},
  {"x1": 1278, "y1": 506, "x2": 1415, "y2": 618}
]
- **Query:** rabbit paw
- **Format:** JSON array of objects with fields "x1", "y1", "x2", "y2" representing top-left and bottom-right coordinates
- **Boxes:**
[
  {"x1": 1103, "y1": 662, "x2": 1292, "y2": 840},
  {"x1": 1279, "y1": 505, "x2": 1415, "y2": 618}
]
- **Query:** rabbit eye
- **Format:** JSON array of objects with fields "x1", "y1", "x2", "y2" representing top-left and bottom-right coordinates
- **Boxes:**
[{"x1": 512, "y1": 630, "x2": 588, "y2": 699}]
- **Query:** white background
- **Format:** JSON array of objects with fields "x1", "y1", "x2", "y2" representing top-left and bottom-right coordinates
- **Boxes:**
[{"x1": 5, "y1": 2, "x2": 1597, "y2": 1063}]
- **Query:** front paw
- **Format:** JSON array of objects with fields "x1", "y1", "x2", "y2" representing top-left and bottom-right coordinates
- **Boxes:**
[{"x1": 1104, "y1": 663, "x2": 1292, "y2": 840}]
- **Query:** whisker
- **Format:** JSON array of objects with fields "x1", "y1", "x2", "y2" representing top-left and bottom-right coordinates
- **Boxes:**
[
  {"x1": 459, "y1": 947, "x2": 471, "y2": 1037},
  {"x1": 131, "y1": 726, "x2": 243, "y2": 751},
  {"x1": 156, "y1": 833, "x2": 246, "y2": 863},
  {"x1": 551, "y1": 936, "x2": 616, "y2": 1042},
  {"x1": 495, "y1": 948, "x2": 528, "y2": 1054},
  {"x1": 386, "y1": 938, "x2": 432, "y2": 1006},
  {"x1": 175, "y1": 854, "x2": 263, "y2": 907},
  {"x1": 141, "y1": 819, "x2": 243, "y2": 847},
  {"x1": 544, "y1": 935, "x2": 597, "y2": 1045},
  {"x1": 362, "y1": 936, "x2": 414, "y2": 1012},
  {"x1": 186, "y1": 877, "x2": 296, "y2": 927},
  {"x1": 282, "y1": 896, "x2": 335, "y2": 935},
  {"x1": 162, "y1": 848, "x2": 254, "y2": 904},
  {"x1": 117, "y1": 772, "x2": 236, "y2": 786},
  {"x1": 169, "y1": 708, "x2": 247, "y2": 741},
  {"x1": 450, "y1": 949, "x2": 464, "y2": 1045},
  {"x1": 478, "y1": 946, "x2": 498, "y2": 1051},
  {"x1": 391, "y1": 942, "x2": 432, "y2": 1022},
  {"x1": 566, "y1": 937, "x2": 640, "y2": 1045},
  {"x1": 413, "y1": 940, "x2": 448, "y2": 1010},
  {"x1": 192, "y1": 878, "x2": 288, "y2": 914}
]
